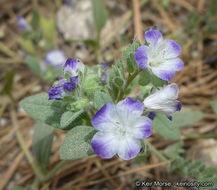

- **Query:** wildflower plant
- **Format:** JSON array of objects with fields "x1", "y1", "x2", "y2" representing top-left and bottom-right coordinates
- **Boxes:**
[
  {"x1": 20, "y1": 28, "x2": 217, "y2": 189},
  {"x1": 21, "y1": 28, "x2": 185, "y2": 161}
]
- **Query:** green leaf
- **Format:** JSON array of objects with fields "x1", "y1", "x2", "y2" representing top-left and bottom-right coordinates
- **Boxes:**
[
  {"x1": 20, "y1": 93, "x2": 65, "y2": 129},
  {"x1": 210, "y1": 100, "x2": 217, "y2": 118},
  {"x1": 123, "y1": 41, "x2": 141, "y2": 73},
  {"x1": 151, "y1": 74, "x2": 168, "y2": 87},
  {"x1": 1, "y1": 69, "x2": 15, "y2": 96},
  {"x1": 171, "y1": 109, "x2": 205, "y2": 128},
  {"x1": 13, "y1": 187, "x2": 25, "y2": 190},
  {"x1": 18, "y1": 38, "x2": 36, "y2": 54},
  {"x1": 91, "y1": 0, "x2": 108, "y2": 32},
  {"x1": 60, "y1": 126, "x2": 96, "y2": 160},
  {"x1": 164, "y1": 141, "x2": 184, "y2": 160},
  {"x1": 60, "y1": 110, "x2": 84, "y2": 129},
  {"x1": 40, "y1": 17, "x2": 55, "y2": 42},
  {"x1": 94, "y1": 91, "x2": 113, "y2": 110},
  {"x1": 31, "y1": 7, "x2": 40, "y2": 30},
  {"x1": 153, "y1": 113, "x2": 181, "y2": 140},
  {"x1": 32, "y1": 122, "x2": 54, "y2": 169},
  {"x1": 26, "y1": 55, "x2": 41, "y2": 74},
  {"x1": 138, "y1": 70, "x2": 150, "y2": 86}
]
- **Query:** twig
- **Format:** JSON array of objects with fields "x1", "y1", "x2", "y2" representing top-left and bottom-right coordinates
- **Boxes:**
[
  {"x1": 182, "y1": 133, "x2": 217, "y2": 140},
  {"x1": 133, "y1": 0, "x2": 144, "y2": 43},
  {"x1": 74, "y1": 161, "x2": 168, "y2": 188},
  {"x1": 10, "y1": 106, "x2": 44, "y2": 181},
  {"x1": 0, "y1": 141, "x2": 32, "y2": 190}
]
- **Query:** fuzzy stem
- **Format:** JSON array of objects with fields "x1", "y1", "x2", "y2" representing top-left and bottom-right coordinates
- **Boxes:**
[
  {"x1": 182, "y1": 133, "x2": 217, "y2": 139},
  {"x1": 42, "y1": 160, "x2": 70, "y2": 182},
  {"x1": 145, "y1": 140, "x2": 169, "y2": 162},
  {"x1": 117, "y1": 69, "x2": 142, "y2": 101}
]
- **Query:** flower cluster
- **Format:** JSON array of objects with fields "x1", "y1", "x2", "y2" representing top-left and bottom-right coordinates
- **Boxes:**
[
  {"x1": 48, "y1": 58, "x2": 84, "y2": 100},
  {"x1": 47, "y1": 29, "x2": 183, "y2": 161},
  {"x1": 91, "y1": 29, "x2": 183, "y2": 160}
]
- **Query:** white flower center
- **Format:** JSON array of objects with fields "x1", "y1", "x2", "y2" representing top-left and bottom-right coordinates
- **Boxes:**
[{"x1": 114, "y1": 121, "x2": 127, "y2": 137}]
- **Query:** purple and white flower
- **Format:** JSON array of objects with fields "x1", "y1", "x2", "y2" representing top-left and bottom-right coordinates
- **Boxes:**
[
  {"x1": 143, "y1": 83, "x2": 182, "y2": 115},
  {"x1": 134, "y1": 29, "x2": 184, "y2": 81},
  {"x1": 45, "y1": 50, "x2": 66, "y2": 67},
  {"x1": 48, "y1": 86, "x2": 63, "y2": 100},
  {"x1": 48, "y1": 76, "x2": 79, "y2": 100},
  {"x1": 64, "y1": 58, "x2": 84, "y2": 76},
  {"x1": 17, "y1": 16, "x2": 28, "y2": 30},
  {"x1": 91, "y1": 98, "x2": 152, "y2": 160}
]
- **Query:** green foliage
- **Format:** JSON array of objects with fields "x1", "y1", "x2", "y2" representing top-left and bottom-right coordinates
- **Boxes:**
[
  {"x1": 60, "y1": 126, "x2": 96, "y2": 160},
  {"x1": 164, "y1": 141, "x2": 217, "y2": 189},
  {"x1": 26, "y1": 55, "x2": 41, "y2": 74},
  {"x1": 210, "y1": 100, "x2": 217, "y2": 118},
  {"x1": 83, "y1": 73, "x2": 102, "y2": 93},
  {"x1": 31, "y1": 8, "x2": 40, "y2": 30},
  {"x1": 139, "y1": 70, "x2": 150, "y2": 86},
  {"x1": 164, "y1": 141, "x2": 184, "y2": 160},
  {"x1": 20, "y1": 93, "x2": 65, "y2": 129},
  {"x1": 171, "y1": 109, "x2": 205, "y2": 128},
  {"x1": 123, "y1": 40, "x2": 141, "y2": 73},
  {"x1": 151, "y1": 74, "x2": 168, "y2": 87},
  {"x1": 152, "y1": 113, "x2": 181, "y2": 140},
  {"x1": 91, "y1": 0, "x2": 108, "y2": 32},
  {"x1": 32, "y1": 122, "x2": 54, "y2": 169},
  {"x1": 18, "y1": 38, "x2": 36, "y2": 54},
  {"x1": 170, "y1": 158, "x2": 217, "y2": 189},
  {"x1": 108, "y1": 61, "x2": 126, "y2": 101},
  {"x1": 40, "y1": 17, "x2": 55, "y2": 42},
  {"x1": 1, "y1": 69, "x2": 15, "y2": 96},
  {"x1": 94, "y1": 91, "x2": 113, "y2": 110},
  {"x1": 60, "y1": 110, "x2": 84, "y2": 129}
]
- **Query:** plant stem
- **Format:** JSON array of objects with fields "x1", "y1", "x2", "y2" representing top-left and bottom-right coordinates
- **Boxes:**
[
  {"x1": 117, "y1": 70, "x2": 142, "y2": 101},
  {"x1": 42, "y1": 160, "x2": 70, "y2": 182},
  {"x1": 145, "y1": 140, "x2": 169, "y2": 162},
  {"x1": 182, "y1": 133, "x2": 217, "y2": 139}
]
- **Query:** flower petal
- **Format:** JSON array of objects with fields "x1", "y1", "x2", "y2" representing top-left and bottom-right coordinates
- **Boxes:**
[
  {"x1": 143, "y1": 83, "x2": 180, "y2": 114},
  {"x1": 132, "y1": 116, "x2": 152, "y2": 139},
  {"x1": 91, "y1": 103, "x2": 117, "y2": 131},
  {"x1": 91, "y1": 132, "x2": 117, "y2": 159},
  {"x1": 163, "y1": 39, "x2": 182, "y2": 58},
  {"x1": 144, "y1": 30, "x2": 163, "y2": 46},
  {"x1": 45, "y1": 50, "x2": 66, "y2": 67},
  {"x1": 134, "y1": 45, "x2": 148, "y2": 69},
  {"x1": 151, "y1": 68, "x2": 176, "y2": 81},
  {"x1": 117, "y1": 138, "x2": 141, "y2": 160},
  {"x1": 117, "y1": 98, "x2": 144, "y2": 117},
  {"x1": 158, "y1": 58, "x2": 184, "y2": 72}
]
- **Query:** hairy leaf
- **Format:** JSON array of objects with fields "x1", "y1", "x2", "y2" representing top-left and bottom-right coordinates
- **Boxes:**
[
  {"x1": 153, "y1": 113, "x2": 181, "y2": 140},
  {"x1": 94, "y1": 91, "x2": 113, "y2": 110},
  {"x1": 26, "y1": 55, "x2": 41, "y2": 74},
  {"x1": 60, "y1": 126, "x2": 96, "y2": 160},
  {"x1": 171, "y1": 109, "x2": 205, "y2": 128},
  {"x1": 60, "y1": 110, "x2": 84, "y2": 129},
  {"x1": 138, "y1": 69, "x2": 150, "y2": 86},
  {"x1": 20, "y1": 93, "x2": 65, "y2": 129}
]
